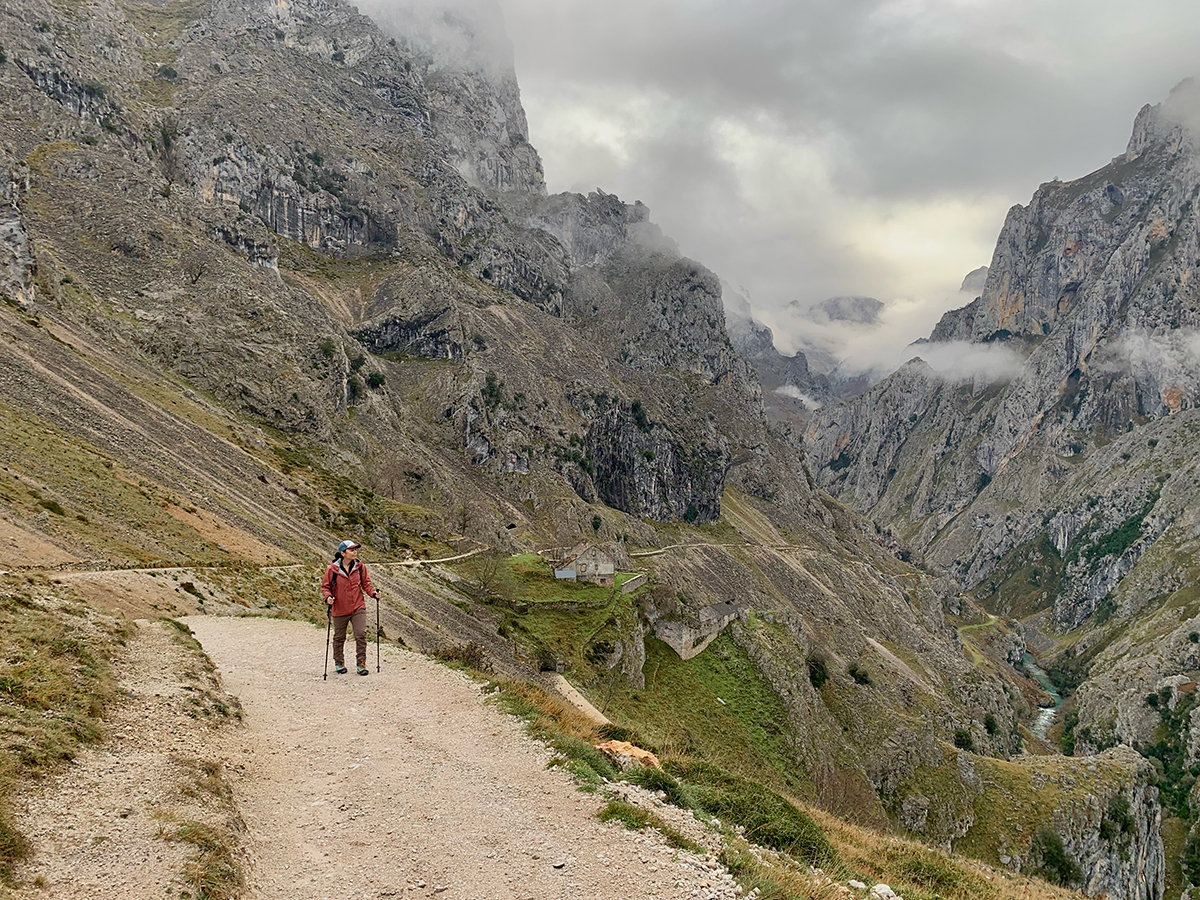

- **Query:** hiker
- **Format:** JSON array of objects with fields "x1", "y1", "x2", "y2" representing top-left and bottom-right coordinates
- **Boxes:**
[{"x1": 321, "y1": 540, "x2": 379, "y2": 676}]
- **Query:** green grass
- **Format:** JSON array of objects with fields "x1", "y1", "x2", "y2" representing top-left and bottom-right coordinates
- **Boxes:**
[
  {"x1": 0, "y1": 399, "x2": 232, "y2": 566},
  {"x1": 0, "y1": 580, "x2": 127, "y2": 882},
  {"x1": 597, "y1": 799, "x2": 703, "y2": 853},
  {"x1": 667, "y1": 758, "x2": 835, "y2": 865},
  {"x1": 476, "y1": 553, "x2": 615, "y2": 605},
  {"x1": 603, "y1": 635, "x2": 802, "y2": 793},
  {"x1": 488, "y1": 675, "x2": 1073, "y2": 900}
]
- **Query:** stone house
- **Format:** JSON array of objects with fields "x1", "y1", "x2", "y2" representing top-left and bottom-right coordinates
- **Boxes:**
[{"x1": 554, "y1": 542, "x2": 616, "y2": 586}]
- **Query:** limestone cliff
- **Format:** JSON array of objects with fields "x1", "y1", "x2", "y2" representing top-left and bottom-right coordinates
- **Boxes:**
[{"x1": 806, "y1": 81, "x2": 1200, "y2": 899}]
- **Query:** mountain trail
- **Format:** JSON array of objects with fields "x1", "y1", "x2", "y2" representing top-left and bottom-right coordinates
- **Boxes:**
[
  {"x1": 184, "y1": 615, "x2": 732, "y2": 900},
  {"x1": 16, "y1": 614, "x2": 733, "y2": 899}
]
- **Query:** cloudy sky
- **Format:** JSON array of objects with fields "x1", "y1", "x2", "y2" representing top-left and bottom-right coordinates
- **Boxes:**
[{"x1": 495, "y1": 0, "x2": 1200, "y2": 362}]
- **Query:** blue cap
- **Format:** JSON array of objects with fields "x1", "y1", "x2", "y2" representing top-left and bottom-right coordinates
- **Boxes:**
[{"x1": 337, "y1": 540, "x2": 359, "y2": 554}]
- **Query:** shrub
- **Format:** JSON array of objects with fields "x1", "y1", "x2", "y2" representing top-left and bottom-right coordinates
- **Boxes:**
[
  {"x1": 1190, "y1": 632, "x2": 1199, "y2": 644},
  {"x1": 591, "y1": 514, "x2": 602, "y2": 532},
  {"x1": 848, "y1": 663, "x2": 871, "y2": 685},
  {"x1": 435, "y1": 642, "x2": 492, "y2": 674},
  {"x1": 1060, "y1": 709, "x2": 1079, "y2": 755},
  {"x1": 953, "y1": 729, "x2": 975, "y2": 751},
  {"x1": 366, "y1": 371, "x2": 385, "y2": 389},
  {"x1": 317, "y1": 338, "x2": 337, "y2": 359},
  {"x1": 0, "y1": 47, "x2": 7, "y2": 66},
  {"x1": 1099, "y1": 793, "x2": 1133, "y2": 842},
  {"x1": 984, "y1": 713, "x2": 998, "y2": 735},
  {"x1": 482, "y1": 372, "x2": 503, "y2": 408},
  {"x1": 631, "y1": 400, "x2": 652, "y2": 432},
  {"x1": 806, "y1": 654, "x2": 828, "y2": 689},
  {"x1": 1032, "y1": 825, "x2": 1081, "y2": 887}
]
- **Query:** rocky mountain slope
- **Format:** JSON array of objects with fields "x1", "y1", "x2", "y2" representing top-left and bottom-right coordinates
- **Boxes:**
[
  {"x1": 807, "y1": 79, "x2": 1200, "y2": 898},
  {"x1": 0, "y1": 0, "x2": 1169, "y2": 896}
]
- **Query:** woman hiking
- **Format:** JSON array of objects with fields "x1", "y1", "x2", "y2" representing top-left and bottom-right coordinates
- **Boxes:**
[{"x1": 321, "y1": 540, "x2": 379, "y2": 676}]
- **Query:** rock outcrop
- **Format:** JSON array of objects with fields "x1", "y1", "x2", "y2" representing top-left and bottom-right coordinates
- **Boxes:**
[{"x1": 0, "y1": 153, "x2": 35, "y2": 309}]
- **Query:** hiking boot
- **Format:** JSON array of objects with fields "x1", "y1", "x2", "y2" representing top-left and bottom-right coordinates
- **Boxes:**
[
  {"x1": 356, "y1": 665, "x2": 369, "y2": 676},
  {"x1": 334, "y1": 664, "x2": 348, "y2": 675}
]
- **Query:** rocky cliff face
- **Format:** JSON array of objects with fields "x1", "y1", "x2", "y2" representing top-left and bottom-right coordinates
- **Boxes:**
[
  {"x1": 358, "y1": 0, "x2": 546, "y2": 196},
  {"x1": 0, "y1": 152, "x2": 34, "y2": 309},
  {"x1": 810, "y1": 79, "x2": 1200, "y2": 609},
  {"x1": 805, "y1": 81, "x2": 1200, "y2": 899}
]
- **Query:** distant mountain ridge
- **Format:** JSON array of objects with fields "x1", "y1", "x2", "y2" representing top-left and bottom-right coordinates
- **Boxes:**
[{"x1": 807, "y1": 78, "x2": 1200, "y2": 899}]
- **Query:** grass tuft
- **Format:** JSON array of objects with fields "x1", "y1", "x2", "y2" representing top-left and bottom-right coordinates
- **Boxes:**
[
  {"x1": 622, "y1": 765, "x2": 686, "y2": 806},
  {"x1": 0, "y1": 586, "x2": 125, "y2": 881},
  {"x1": 163, "y1": 820, "x2": 243, "y2": 900},
  {"x1": 598, "y1": 799, "x2": 704, "y2": 853},
  {"x1": 666, "y1": 759, "x2": 836, "y2": 866}
]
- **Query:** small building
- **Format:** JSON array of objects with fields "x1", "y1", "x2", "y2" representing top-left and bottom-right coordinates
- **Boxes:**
[{"x1": 554, "y1": 542, "x2": 616, "y2": 586}]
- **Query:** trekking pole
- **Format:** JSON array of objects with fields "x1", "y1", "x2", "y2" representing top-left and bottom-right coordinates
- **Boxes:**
[
  {"x1": 323, "y1": 601, "x2": 332, "y2": 681},
  {"x1": 375, "y1": 590, "x2": 381, "y2": 673}
]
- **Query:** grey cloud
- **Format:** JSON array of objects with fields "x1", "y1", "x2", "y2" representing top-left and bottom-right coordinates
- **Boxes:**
[{"x1": 492, "y1": 0, "x2": 1200, "y2": 367}]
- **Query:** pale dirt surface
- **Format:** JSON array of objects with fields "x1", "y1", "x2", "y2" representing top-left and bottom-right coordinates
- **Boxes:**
[
  {"x1": 162, "y1": 504, "x2": 289, "y2": 562},
  {"x1": 54, "y1": 570, "x2": 200, "y2": 619},
  {"x1": 10, "y1": 619, "x2": 240, "y2": 900},
  {"x1": 0, "y1": 517, "x2": 80, "y2": 567},
  {"x1": 184, "y1": 615, "x2": 735, "y2": 900}
]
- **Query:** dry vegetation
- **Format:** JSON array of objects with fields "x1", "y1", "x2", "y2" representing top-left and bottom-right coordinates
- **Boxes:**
[{"x1": 486, "y1": 675, "x2": 1078, "y2": 900}]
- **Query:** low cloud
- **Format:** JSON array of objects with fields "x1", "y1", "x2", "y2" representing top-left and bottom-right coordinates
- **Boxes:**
[
  {"x1": 910, "y1": 340, "x2": 1025, "y2": 383},
  {"x1": 755, "y1": 287, "x2": 984, "y2": 379},
  {"x1": 497, "y1": 0, "x2": 1200, "y2": 368},
  {"x1": 774, "y1": 385, "x2": 823, "y2": 410},
  {"x1": 1101, "y1": 329, "x2": 1200, "y2": 381}
]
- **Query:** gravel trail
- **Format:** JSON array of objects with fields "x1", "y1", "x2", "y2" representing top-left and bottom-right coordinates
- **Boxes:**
[{"x1": 184, "y1": 616, "x2": 725, "y2": 900}]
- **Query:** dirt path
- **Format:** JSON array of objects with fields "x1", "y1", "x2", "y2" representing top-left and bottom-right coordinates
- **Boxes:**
[{"x1": 183, "y1": 616, "x2": 733, "y2": 900}]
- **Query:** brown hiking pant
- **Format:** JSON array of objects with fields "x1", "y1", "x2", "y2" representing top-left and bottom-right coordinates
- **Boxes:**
[{"x1": 332, "y1": 608, "x2": 367, "y2": 667}]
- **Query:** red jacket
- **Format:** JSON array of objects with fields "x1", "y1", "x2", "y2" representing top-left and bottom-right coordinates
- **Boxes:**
[{"x1": 321, "y1": 558, "x2": 376, "y2": 617}]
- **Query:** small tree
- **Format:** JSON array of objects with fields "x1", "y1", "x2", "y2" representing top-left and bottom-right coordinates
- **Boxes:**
[
  {"x1": 1032, "y1": 826, "x2": 1082, "y2": 887},
  {"x1": 472, "y1": 551, "x2": 503, "y2": 599}
]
